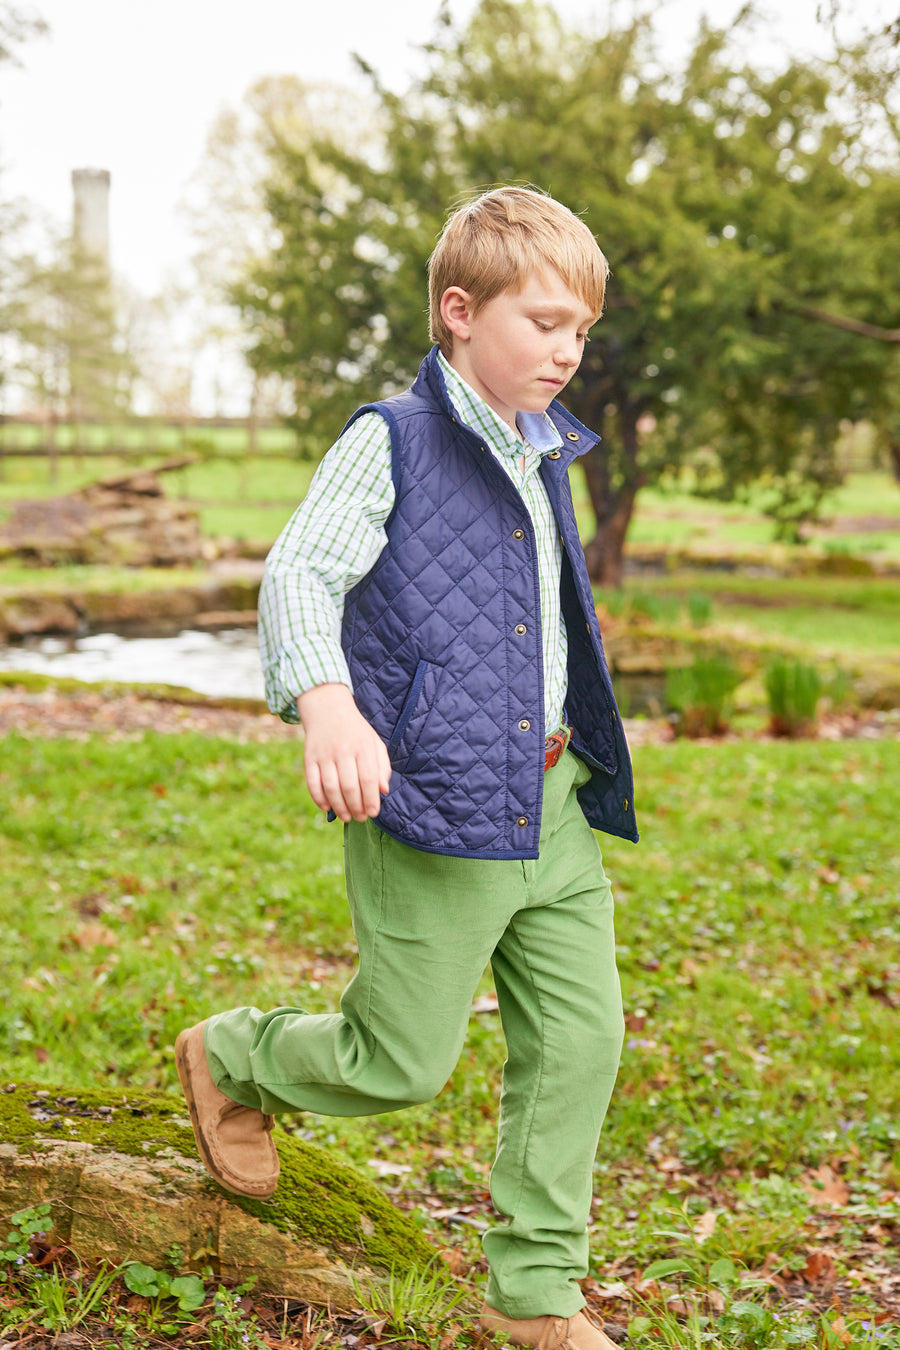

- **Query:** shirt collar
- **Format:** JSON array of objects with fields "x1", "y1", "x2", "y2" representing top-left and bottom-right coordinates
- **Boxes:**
[{"x1": 437, "y1": 351, "x2": 563, "y2": 460}]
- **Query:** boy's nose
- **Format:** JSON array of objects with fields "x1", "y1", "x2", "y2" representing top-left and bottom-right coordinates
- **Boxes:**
[{"x1": 554, "y1": 334, "x2": 581, "y2": 367}]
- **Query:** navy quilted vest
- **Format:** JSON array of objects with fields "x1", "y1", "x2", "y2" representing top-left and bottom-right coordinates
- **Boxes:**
[{"x1": 340, "y1": 347, "x2": 638, "y2": 859}]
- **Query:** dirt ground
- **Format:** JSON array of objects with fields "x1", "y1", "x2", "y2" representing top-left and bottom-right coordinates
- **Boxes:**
[{"x1": 0, "y1": 684, "x2": 897, "y2": 745}]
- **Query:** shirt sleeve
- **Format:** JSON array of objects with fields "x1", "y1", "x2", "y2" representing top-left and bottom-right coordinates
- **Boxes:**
[{"x1": 257, "y1": 411, "x2": 395, "y2": 722}]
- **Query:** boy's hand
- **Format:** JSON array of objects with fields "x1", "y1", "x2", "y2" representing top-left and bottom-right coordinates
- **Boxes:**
[{"x1": 296, "y1": 683, "x2": 391, "y2": 823}]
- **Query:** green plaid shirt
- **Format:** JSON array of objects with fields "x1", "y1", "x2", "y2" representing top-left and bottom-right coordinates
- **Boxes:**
[{"x1": 259, "y1": 353, "x2": 568, "y2": 733}]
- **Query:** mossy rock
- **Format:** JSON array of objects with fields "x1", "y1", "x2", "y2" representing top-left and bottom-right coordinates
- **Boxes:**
[{"x1": 0, "y1": 1083, "x2": 433, "y2": 1306}]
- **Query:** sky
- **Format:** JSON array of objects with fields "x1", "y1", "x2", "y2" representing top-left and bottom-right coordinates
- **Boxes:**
[{"x1": 2, "y1": 0, "x2": 894, "y2": 300}]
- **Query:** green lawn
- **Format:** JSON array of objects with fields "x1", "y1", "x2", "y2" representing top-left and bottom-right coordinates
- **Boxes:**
[
  {"x1": 3, "y1": 440, "x2": 898, "y2": 558},
  {"x1": 2, "y1": 729, "x2": 898, "y2": 1343},
  {"x1": 615, "y1": 573, "x2": 900, "y2": 661}
]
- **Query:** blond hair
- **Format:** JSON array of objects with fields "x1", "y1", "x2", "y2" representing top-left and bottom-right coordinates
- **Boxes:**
[{"x1": 428, "y1": 186, "x2": 608, "y2": 353}]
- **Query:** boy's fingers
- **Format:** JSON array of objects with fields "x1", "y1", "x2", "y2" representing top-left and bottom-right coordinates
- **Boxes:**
[
  {"x1": 336, "y1": 756, "x2": 367, "y2": 821},
  {"x1": 318, "y1": 759, "x2": 353, "y2": 822},
  {"x1": 359, "y1": 759, "x2": 384, "y2": 819},
  {"x1": 376, "y1": 743, "x2": 392, "y2": 796},
  {"x1": 305, "y1": 759, "x2": 329, "y2": 814}
]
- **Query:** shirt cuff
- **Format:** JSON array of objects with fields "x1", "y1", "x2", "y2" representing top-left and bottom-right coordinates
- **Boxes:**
[{"x1": 264, "y1": 642, "x2": 353, "y2": 724}]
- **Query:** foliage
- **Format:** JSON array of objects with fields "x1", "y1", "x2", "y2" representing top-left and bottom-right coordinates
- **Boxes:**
[
  {"x1": 206, "y1": 1282, "x2": 269, "y2": 1350},
  {"x1": 665, "y1": 649, "x2": 743, "y2": 735},
  {"x1": 350, "y1": 1257, "x2": 469, "y2": 1343},
  {"x1": 123, "y1": 1261, "x2": 206, "y2": 1312},
  {"x1": 230, "y1": 0, "x2": 900, "y2": 583},
  {"x1": 765, "y1": 656, "x2": 823, "y2": 735},
  {"x1": 0, "y1": 1204, "x2": 51, "y2": 1275},
  {"x1": 0, "y1": 2, "x2": 47, "y2": 70},
  {"x1": 8, "y1": 237, "x2": 135, "y2": 436},
  {"x1": 687, "y1": 591, "x2": 714, "y2": 627}
]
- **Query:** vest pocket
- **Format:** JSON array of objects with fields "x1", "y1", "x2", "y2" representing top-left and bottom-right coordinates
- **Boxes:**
[{"x1": 387, "y1": 659, "x2": 443, "y2": 765}]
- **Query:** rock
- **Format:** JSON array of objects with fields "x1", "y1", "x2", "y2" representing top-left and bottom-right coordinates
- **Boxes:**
[
  {"x1": 0, "y1": 593, "x2": 82, "y2": 637},
  {"x1": 0, "y1": 577, "x2": 261, "y2": 641},
  {"x1": 0, "y1": 1083, "x2": 433, "y2": 1306},
  {"x1": 0, "y1": 470, "x2": 203, "y2": 567}
]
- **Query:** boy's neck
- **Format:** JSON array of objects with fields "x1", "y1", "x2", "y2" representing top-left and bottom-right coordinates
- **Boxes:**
[{"x1": 441, "y1": 350, "x2": 525, "y2": 442}]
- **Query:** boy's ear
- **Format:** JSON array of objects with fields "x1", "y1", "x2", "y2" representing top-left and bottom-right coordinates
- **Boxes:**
[{"x1": 440, "y1": 287, "x2": 475, "y2": 342}]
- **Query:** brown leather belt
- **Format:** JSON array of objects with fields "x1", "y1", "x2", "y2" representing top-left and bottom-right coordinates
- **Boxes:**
[{"x1": 544, "y1": 725, "x2": 572, "y2": 772}]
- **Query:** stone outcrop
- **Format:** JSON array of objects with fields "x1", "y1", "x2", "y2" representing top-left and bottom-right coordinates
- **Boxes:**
[
  {"x1": 0, "y1": 574, "x2": 260, "y2": 642},
  {"x1": 0, "y1": 1084, "x2": 433, "y2": 1305},
  {"x1": 0, "y1": 465, "x2": 204, "y2": 567}
]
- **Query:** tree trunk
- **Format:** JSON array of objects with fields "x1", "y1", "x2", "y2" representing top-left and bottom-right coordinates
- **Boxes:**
[
  {"x1": 890, "y1": 439, "x2": 900, "y2": 485},
  {"x1": 581, "y1": 406, "x2": 643, "y2": 589}
]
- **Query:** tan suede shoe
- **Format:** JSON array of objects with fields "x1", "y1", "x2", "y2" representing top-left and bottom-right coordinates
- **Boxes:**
[
  {"x1": 175, "y1": 1021, "x2": 280, "y2": 1199},
  {"x1": 480, "y1": 1304, "x2": 620, "y2": 1350}
]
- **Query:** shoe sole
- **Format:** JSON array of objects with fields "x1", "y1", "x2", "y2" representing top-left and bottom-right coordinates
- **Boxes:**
[{"x1": 175, "y1": 1027, "x2": 278, "y2": 1200}]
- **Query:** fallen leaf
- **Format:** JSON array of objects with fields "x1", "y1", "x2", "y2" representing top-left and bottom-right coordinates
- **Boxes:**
[
  {"x1": 366, "y1": 1158, "x2": 412, "y2": 1177},
  {"x1": 33, "y1": 1046, "x2": 49, "y2": 1063},
  {"x1": 802, "y1": 1164, "x2": 849, "y2": 1208},
  {"x1": 828, "y1": 1315, "x2": 852, "y2": 1346},
  {"x1": 802, "y1": 1250, "x2": 837, "y2": 1284},
  {"x1": 693, "y1": 1209, "x2": 718, "y2": 1243},
  {"x1": 68, "y1": 922, "x2": 119, "y2": 951},
  {"x1": 656, "y1": 1155, "x2": 683, "y2": 1173},
  {"x1": 593, "y1": 1282, "x2": 632, "y2": 1300},
  {"x1": 472, "y1": 993, "x2": 499, "y2": 1013},
  {"x1": 437, "y1": 1247, "x2": 467, "y2": 1275}
]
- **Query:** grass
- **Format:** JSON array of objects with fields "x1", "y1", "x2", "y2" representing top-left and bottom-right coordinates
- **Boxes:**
[
  {"x1": 605, "y1": 574, "x2": 900, "y2": 663},
  {"x1": 2, "y1": 727, "x2": 899, "y2": 1344},
  {"x1": 0, "y1": 451, "x2": 315, "y2": 547},
  {"x1": 2, "y1": 442, "x2": 898, "y2": 558},
  {"x1": 570, "y1": 468, "x2": 900, "y2": 559},
  {"x1": 0, "y1": 562, "x2": 211, "y2": 594}
]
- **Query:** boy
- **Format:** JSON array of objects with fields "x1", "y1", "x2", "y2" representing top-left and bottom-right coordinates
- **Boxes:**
[{"x1": 176, "y1": 186, "x2": 637, "y2": 1350}]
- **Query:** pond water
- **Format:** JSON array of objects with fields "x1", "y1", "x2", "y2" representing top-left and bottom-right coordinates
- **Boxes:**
[
  {"x1": 0, "y1": 627, "x2": 265, "y2": 701},
  {"x1": 0, "y1": 628, "x2": 669, "y2": 715}
]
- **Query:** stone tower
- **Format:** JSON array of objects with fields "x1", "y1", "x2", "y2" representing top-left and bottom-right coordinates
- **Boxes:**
[{"x1": 71, "y1": 168, "x2": 111, "y2": 265}]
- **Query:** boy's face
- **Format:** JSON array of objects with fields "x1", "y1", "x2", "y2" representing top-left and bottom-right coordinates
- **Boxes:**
[{"x1": 440, "y1": 268, "x2": 597, "y2": 434}]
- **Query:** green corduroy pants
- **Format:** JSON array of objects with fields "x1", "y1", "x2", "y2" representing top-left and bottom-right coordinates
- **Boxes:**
[{"x1": 204, "y1": 748, "x2": 624, "y2": 1318}]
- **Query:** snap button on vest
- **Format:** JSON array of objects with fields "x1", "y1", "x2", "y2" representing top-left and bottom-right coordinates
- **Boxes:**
[
  {"x1": 513, "y1": 529, "x2": 525, "y2": 540},
  {"x1": 547, "y1": 450, "x2": 561, "y2": 459},
  {"x1": 566, "y1": 431, "x2": 580, "y2": 441},
  {"x1": 514, "y1": 623, "x2": 527, "y2": 635},
  {"x1": 516, "y1": 816, "x2": 528, "y2": 827},
  {"x1": 518, "y1": 719, "x2": 531, "y2": 731}
]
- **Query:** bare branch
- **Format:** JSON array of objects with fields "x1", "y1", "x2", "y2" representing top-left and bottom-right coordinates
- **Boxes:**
[{"x1": 796, "y1": 305, "x2": 900, "y2": 343}]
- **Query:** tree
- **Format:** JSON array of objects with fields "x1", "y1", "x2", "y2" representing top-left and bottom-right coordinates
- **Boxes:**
[
  {"x1": 0, "y1": 1, "x2": 46, "y2": 68},
  {"x1": 183, "y1": 74, "x2": 379, "y2": 425},
  {"x1": 235, "y1": 0, "x2": 900, "y2": 582},
  {"x1": 11, "y1": 235, "x2": 135, "y2": 470},
  {"x1": 0, "y1": 2, "x2": 48, "y2": 399}
]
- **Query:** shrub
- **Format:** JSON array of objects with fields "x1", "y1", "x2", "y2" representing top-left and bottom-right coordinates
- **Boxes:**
[
  {"x1": 765, "y1": 657, "x2": 822, "y2": 737},
  {"x1": 665, "y1": 651, "x2": 742, "y2": 737},
  {"x1": 686, "y1": 592, "x2": 713, "y2": 627}
]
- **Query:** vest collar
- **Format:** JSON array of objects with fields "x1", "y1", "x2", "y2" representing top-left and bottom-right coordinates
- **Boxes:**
[{"x1": 414, "y1": 345, "x2": 599, "y2": 465}]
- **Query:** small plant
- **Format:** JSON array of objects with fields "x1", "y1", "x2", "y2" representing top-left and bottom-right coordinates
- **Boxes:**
[
  {"x1": 765, "y1": 656, "x2": 822, "y2": 736},
  {"x1": 1, "y1": 1203, "x2": 52, "y2": 1278},
  {"x1": 351, "y1": 1258, "x2": 470, "y2": 1344},
  {"x1": 24, "y1": 1261, "x2": 122, "y2": 1334},
  {"x1": 207, "y1": 1281, "x2": 269, "y2": 1350},
  {"x1": 687, "y1": 591, "x2": 713, "y2": 626},
  {"x1": 666, "y1": 651, "x2": 742, "y2": 737},
  {"x1": 122, "y1": 1260, "x2": 206, "y2": 1335}
]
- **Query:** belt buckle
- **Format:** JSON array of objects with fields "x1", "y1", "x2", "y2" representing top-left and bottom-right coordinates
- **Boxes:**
[{"x1": 544, "y1": 727, "x2": 568, "y2": 772}]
